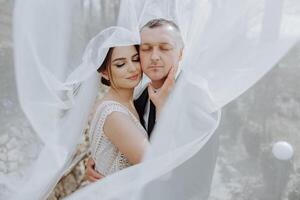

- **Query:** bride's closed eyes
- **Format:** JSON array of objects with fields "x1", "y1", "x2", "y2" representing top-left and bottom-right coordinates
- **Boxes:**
[
  {"x1": 112, "y1": 57, "x2": 125, "y2": 67},
  {"x1": 113, "y1": 59, "x2": 125, "y2": 68},
  {"x1": 113, "y1": 54, "x2": 140, "y2": 68},
  {"x1": 115, "y1": 62, "x2": 125, "y2": 68}
]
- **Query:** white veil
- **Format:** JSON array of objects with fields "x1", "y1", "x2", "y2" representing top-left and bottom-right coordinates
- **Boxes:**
[{"x1": 6, "y1": 0, "x2": 300, "y2": 199}]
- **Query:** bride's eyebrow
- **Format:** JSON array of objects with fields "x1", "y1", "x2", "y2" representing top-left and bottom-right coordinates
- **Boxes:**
[{"x1": 112, "y1": 58, "x2": 126, "y2": 62}]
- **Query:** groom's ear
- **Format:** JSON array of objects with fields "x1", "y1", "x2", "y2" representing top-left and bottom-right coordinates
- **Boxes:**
[{"x1": 100, "y1": 70, "x2": 109, "y2": 80}]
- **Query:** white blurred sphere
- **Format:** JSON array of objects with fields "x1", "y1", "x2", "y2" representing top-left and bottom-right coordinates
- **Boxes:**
[{"x1": 272, "y1": 141, "x2": 294, "y2": 160}]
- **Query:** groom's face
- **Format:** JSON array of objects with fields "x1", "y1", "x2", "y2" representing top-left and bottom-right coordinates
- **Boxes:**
[{"x1": 140, "y1": 25, "x2": 183, "y2": 82}]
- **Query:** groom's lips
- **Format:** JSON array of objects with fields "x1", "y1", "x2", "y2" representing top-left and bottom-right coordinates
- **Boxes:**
[{"x1": 148, "y1": 65, "x2": 163, "y2": 69}]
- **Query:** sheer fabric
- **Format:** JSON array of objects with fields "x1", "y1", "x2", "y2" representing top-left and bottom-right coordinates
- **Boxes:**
[{"x1": 5, "y1": 0, "x2": 300, "y2": 199}]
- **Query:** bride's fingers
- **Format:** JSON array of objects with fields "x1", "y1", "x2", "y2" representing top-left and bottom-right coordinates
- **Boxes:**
[
  {"x1": 165, "y1": 67, "x2": 175, "y2": 86},
  {"x1": 87, "y1": 157, "x2": 95, "y2": 166},
  {"x1": 86, "y1": 169, "x2": 104, "y2": 182},
  {"x1": 161, "y1": 67, "x2": 175, "y2": 93},
  {"x1": 148, "y1": 66, "x2": 176, "y2": 108},
  {"x1": 87, "y1": 176, "x2": 100, "y2": 182},
  {"x1": 86, "y1": 157, "x2": 104, "y2": 181},
  {"x1": 91, "y1": 169, "x2": 103, "y2": 179}
]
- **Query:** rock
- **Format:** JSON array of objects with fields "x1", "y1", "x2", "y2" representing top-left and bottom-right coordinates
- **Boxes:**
[
  {"x1": 0, "y1": 134, "x2": 9, "y2": 145},
  {"x1": 7, "y1": 148, "x2": 20, "y2": 161},
  {"x1": 1, "y1": 98, "x2": 13, "y2": 108},
  {"x1": 9, "y1": 126, "x2": 20, "y2": 135},
  {"x1": 0, "y1": 160, "x2": 7, "y2": 173},
  {"x1": 0, "y1": 152, "x2": 7, "y2": 161},
  {"x1": 7, "y1": 161, "x2": 18, "y2": 172},
  {"x1": 17, "y1": 154, "x2": 25, "y2": 164},
  {"x1": 0, "y1": 147, "x2": 7, "y2": 153},
  {"x1": 6, "y1": 137, "x2": 18, "y2": 150}
]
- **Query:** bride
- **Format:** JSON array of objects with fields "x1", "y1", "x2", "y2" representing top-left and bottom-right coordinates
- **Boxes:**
[
  {"x1": 10, "y1": 0, "x2": 299, "y2": 199},
  {"x1": 88, "y1": 43, "x2": 174, "y2": 177}
]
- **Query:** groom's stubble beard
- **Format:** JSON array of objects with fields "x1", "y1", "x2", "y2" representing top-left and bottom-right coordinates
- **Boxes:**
[{"x1": 139, "y1": 49, "x2": 182, "y2": 89}]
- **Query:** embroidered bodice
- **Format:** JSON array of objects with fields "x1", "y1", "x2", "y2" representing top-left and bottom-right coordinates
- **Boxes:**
[{"x1": 89, "y1": 100, "x2": 147, "y2": 176}]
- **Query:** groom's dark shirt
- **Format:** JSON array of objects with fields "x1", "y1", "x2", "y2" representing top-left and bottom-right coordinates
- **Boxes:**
[
  {"x1": 134, "y1": 88, "x2": 156, "y2": 139},
  {"x1": 134, "y1": 70, "x2": 181, "y2": 139}
]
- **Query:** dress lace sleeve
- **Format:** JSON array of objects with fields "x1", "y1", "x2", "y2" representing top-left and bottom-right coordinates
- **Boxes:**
[{"x1": 88, "y1": 101, "x2": 129, "y2": 159}]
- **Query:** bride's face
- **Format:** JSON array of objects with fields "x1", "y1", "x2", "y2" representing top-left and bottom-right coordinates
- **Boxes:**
[{"x1": 108, "y1": 46, "x2": 142, "y2": 89}]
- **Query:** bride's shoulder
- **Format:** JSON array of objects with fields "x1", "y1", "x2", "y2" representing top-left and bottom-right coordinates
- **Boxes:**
[{"x1": 93, "y1": 99, "x2": 126, "y2": 114}]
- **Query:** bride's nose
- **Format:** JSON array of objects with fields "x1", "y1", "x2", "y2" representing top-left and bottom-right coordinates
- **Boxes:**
[{"x1": 127, "y1": 62, "x2": 138, "y2": 72}]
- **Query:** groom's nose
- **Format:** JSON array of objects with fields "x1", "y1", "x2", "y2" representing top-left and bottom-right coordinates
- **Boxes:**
[
  {"x1": 127, "y1": 61, "x2": 138, "y2": 72},
  {"x1": 150, "y1": 48, "x2": 160, "y2": 62}
]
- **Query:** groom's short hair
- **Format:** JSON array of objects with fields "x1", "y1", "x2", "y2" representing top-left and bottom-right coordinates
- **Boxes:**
[
  {"x1": 141, "y1": 18, "x2": 184, "y2": 48},
  {"x1": 142, "y1": 18, "x2": 180, "y2": 32}
]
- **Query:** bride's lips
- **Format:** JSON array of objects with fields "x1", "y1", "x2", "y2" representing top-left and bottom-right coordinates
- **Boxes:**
[{"x1": 127, "y1": 74, "x2": 139, "y2": 80}]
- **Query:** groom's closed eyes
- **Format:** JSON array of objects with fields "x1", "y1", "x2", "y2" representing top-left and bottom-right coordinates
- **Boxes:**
[{"x1": 140, "y1": 43, "x2": 174, "y2": 51}]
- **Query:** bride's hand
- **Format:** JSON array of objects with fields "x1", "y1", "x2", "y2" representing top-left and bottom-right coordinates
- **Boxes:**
[
  {"x1": 85, "y1": 157, "x2": 104, "y2": 182},
  {"x1": 148, "y1": 67, "x2": 176, "y2": 117}
]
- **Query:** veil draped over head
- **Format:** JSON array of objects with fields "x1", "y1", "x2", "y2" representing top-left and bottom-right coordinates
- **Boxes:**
[{"x1": 4, "y1": 0, "x2": 299, "y2": 199}]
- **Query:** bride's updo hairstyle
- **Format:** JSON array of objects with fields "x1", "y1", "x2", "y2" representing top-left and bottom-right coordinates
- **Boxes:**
[
  {"x1": 97, "y1": 45, "x2": 139, "y2": 87},
  {"x1": 97, "y1": 47, "x2": 114, "y2": 86}
]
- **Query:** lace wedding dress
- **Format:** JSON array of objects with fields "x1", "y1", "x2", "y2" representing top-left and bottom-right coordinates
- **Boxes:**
[
  {"x1": 8, "y1": 0, "x2": 299, "y2": 199},
  {"x1": 89, "y1": 100, "x2": 147, "y2": 176}
]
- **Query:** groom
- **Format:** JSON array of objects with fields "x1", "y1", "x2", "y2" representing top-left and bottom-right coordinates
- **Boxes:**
[{"x1": 86, "y1": 18, "x2": 184, "y2": 181}]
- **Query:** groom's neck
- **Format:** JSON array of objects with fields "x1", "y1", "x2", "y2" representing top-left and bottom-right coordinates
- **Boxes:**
[{"x1": 151, "y1": 78, "x2": 166, "y2": 89}]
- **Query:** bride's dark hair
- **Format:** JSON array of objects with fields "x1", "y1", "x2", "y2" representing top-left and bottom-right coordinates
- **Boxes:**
[{"x1": 97, "y1": 45, "x2": 139, "y2": 86}]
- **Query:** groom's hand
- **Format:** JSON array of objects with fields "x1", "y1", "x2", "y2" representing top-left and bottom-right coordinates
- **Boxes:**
[
  {"x1": 148, "y1": 66, "x2": 175, "y2": 115},
  {"x1": 85, "y1": 157, "x2": 104, "y2": 182}
]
